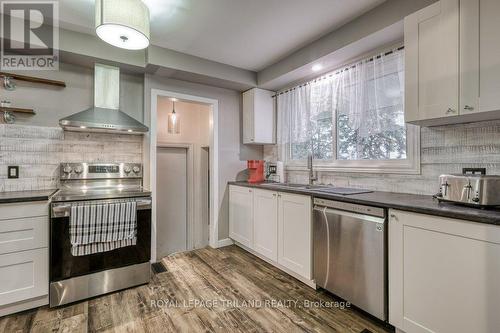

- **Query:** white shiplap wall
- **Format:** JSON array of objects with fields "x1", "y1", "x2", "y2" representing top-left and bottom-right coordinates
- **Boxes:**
[
  {"x1": 264, "y1": 120, "x2": 500, "y2": 195},
  {"x1": 0, "y1": 125, "x2": 143, "y2": 192}
]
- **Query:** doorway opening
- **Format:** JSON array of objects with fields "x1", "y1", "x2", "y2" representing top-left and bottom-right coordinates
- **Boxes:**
[{"x1": 153, "y1": 95, "x2": 214, "y2": 259}]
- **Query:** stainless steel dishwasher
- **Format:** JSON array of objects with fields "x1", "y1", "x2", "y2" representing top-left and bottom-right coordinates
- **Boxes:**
[{"x1": 313, "y1": 197, "x2": 387, "y2": 321}]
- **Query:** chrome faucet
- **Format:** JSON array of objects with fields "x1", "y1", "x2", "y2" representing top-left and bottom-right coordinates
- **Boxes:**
[{"x1": 307, "y1": 153, "x2": 317, "y2": 185}]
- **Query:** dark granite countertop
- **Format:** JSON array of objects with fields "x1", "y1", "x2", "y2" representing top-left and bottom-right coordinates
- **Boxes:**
[
  {"x1": 229, "y1": 181, "x2": 500, "y2": 225},
  {"x1": 0, "y1": 189, "x2": 58, "y2": 204}
]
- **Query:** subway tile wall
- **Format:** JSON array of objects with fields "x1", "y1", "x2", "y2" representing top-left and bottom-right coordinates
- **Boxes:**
[
  {"x1": 263, "y1": 120, "x2": 500, "y2": 195},
  {"x1": 0, "y1": 125, "x2": 143, "y2": 192}
]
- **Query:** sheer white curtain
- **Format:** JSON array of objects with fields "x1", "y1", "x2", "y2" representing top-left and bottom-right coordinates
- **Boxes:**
[
  {"x1": 277, "y1": 48, "x2": 407, "y2": 163},
  {"x1": 276, "y1": 84, "x2": 311, "y2": 161},
  {"x1": 335, "y1": 49, "x2": 405, "y2": 138}
]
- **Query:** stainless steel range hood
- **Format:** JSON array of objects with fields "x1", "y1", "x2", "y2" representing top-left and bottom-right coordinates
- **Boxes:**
[{"x1": 59, "y1": 64, "x2": 148, "y2": 135}]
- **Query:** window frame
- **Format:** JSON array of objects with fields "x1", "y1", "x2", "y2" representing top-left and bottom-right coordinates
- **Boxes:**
[
  {"x1": 285, "y1": 125, "x2": 420, "y2": 174},
  {"x1": 283, "y1": 47, "x2": 421, "y2": 175}
]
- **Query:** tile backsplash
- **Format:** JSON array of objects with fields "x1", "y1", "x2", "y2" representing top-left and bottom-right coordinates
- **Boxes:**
[
  {"x1": 264, "y1": 120, "x2": 500, "y2": 195},
  {"x1": 0, "y1": 124, "x2": 143, "y2": 192}
]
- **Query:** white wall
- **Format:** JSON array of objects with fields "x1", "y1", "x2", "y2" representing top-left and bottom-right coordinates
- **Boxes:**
[
  {"x1": 144, "y1": 75, "x2": 262, "y2": 241},
  {"x1": 157, "y1": 98, "x2": 210, "y2": 146}
]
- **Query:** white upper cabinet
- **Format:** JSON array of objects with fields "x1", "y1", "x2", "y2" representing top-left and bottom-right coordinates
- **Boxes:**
[
  {"x1": 461, "y1": 0, "x2": 500, "y2": 115},
  {"x1": 405, "y1": 0, "x2": 459, "y2": 124},
  {"x1": 243, "y1": 88, "x2": 276, "y2": 144},
  {"x1": 405, "y1": 0, "x2": 500, "y2": 126}
]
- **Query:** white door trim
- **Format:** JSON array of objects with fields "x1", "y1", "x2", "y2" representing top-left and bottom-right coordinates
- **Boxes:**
[
  {"x1": 150, "y1": 89, "x2": 220, "y2": 262},
  {"x1": 157, "y1": 143, "x2": 194, "y2": 251}
]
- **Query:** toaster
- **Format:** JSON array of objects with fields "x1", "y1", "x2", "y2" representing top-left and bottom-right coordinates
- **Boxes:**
[{"x1": 438, "y1": 174, "x2": 500, "y2": 206}]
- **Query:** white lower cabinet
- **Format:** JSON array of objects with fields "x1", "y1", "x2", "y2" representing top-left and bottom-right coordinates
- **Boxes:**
[
  {"x1": 278, "y1": 193, "x2": 312, "y2": 280},
  {"x1": 229, "y1": 186, "x2": 312, "y2": 283},
  {"x1": 229, "y1": 186, "x2": 254, "y2": 248},
  {"x1": 0, "y1": 216, "x2": 48, "y2": 254},
  {"x1": 0, "y1": 201, "x2": 49, "y2": 316},
  {"x1": 0, "y1": 248, "x2": 48, "y2": 306},
  {"x1": 389, "y1": 209, "x2": 500, "y2": 333},
  {"x1": 253, "y1": 189, "x2": 278, "y2": 261}
]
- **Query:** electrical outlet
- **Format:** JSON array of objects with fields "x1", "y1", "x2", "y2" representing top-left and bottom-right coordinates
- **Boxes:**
[{"x1": 7, "y1": 166, "x2": 19, "y2": 179}]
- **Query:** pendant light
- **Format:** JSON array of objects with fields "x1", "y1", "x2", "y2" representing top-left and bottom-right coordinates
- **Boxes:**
[
  {"x1": 168, "y1": 100, "x2": 180, "y2": 134},
  {"x1": 95, "y1": 0, "x2": 150, "y2": 50}
]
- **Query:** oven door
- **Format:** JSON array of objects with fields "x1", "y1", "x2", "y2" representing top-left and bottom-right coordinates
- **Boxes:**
[{"x1": 50, "y1": 197, "x2": 151, "y2": 282}]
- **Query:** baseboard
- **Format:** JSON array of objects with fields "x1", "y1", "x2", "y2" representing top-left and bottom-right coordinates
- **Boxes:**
[
  {"x1": 215, "y1": 238, "x2": 234, "y2": 248},
  {"x1": 0, "y1": 295, "x2": 48, "y2": 317},
  {"x1": 234, "y1": 242, "x2": 316, "y2": 289}
]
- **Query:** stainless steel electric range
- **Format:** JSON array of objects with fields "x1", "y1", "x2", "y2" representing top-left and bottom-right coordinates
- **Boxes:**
[{"x1": 49, "y1": 162, "x2": 152, "y2": 307}]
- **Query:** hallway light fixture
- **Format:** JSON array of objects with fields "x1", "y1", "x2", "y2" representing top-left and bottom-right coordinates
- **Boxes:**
[
  {"x1": 95, "y1": 0, "x2": 150, "y2": 50},
  {"x1": 168, "y1": 99, "x2": 180, "y2": 134}
]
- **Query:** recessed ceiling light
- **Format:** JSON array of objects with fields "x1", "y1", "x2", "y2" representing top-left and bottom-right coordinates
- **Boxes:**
[
  {"x1": 80, "y1": 126, "x2": 86, "y2": 129},
  {"x1": 95, "y1": 0, "x2": 150, "y2": 50},
  {"x1": 312, "y1": 64, "x2": 323, "y2": 72}
]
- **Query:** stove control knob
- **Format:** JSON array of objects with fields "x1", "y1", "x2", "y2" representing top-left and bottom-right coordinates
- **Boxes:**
[
  {"x1": 124, "y1": 166, "x2": 132, "y2": 174},
  {"x1": 132, "y1": 166, "x2": 141, "y2": 174},
  {"x1": 63, "y1": 165, "x2": 72, "y2": 174},
  {"x1": 74, "y1": 166, "x2": 83, "y2": 174}
]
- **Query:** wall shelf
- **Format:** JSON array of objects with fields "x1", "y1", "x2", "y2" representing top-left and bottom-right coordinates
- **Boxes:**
[
  {"x1": 0, "y1": 106, "x2": 36, "y2": 114},
  {"x1": 0, "y1": 72, "x2": 66, "y2": 88}
]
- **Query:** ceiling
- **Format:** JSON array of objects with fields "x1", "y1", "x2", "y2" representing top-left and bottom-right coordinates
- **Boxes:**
[{"x1": 59, "y1": 0, "x2": 386, "y2": 72}]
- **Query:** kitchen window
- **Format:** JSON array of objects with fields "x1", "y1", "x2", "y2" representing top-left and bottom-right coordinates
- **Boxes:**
[{"x1": 277, "y1": 47, "x2": 420, "y2": 174}]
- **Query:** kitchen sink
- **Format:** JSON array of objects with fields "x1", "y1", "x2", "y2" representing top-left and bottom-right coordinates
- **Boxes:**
[
  {"x1": 260, "y1": 183, "x2": 327, "y2": 190},
  {"x1": 259, "y1": 183, "x2": 373, "y2": 195}
]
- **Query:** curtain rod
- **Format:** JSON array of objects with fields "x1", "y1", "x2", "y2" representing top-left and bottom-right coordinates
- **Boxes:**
[{"x1": 272, "y1": 45, "x2": 404, "y2": 98}]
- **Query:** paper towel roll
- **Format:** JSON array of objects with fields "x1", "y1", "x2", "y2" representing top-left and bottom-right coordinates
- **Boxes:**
[{"x1": 276, "y1": 161, "x2": 284, "y2": 183}]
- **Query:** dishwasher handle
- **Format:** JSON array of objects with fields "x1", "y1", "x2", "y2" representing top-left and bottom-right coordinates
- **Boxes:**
[{"x1": 314, "y1": 205, "x2": 386, "y2": 224}]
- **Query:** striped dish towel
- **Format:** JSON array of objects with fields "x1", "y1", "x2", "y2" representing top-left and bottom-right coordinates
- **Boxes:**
[{"x1": 70, "y1": 200, "x2": 137, "y2": 256}]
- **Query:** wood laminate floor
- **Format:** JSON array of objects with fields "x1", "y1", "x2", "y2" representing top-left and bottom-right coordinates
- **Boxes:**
[{"x1": 0, "y1": 246, "x2": 391, "y2": 333}]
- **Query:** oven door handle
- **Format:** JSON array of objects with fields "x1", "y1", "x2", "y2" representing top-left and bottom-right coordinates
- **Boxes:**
[{"x1": 51, "y1": 198, "x2": 152, "y2": 218}]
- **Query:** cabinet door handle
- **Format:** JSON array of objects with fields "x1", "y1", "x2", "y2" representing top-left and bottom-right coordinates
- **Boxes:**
[
  {"x1": 446, "y1": 108, "x2": 457, "y2": 114},
  {"x1": 390, "y1": 214, "x2": 398, "y2": 220},
  {"x1": 464, "y1": 105, "x2": 474, "y2": 111},
  {"x1": 249, "y1": 189, "x2": 252, "y2": 193}
]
